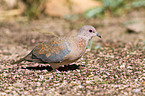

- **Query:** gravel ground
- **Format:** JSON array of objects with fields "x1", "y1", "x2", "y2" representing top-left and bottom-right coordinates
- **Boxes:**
[
  {"x1": 0, "y1": 10, "x2": 145, "y2": 95},
  {"x1": 0, "y1": 41, "x2": 145, "y2": 95}
]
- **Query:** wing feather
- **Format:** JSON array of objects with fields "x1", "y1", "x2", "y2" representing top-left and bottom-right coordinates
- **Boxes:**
[{"x1": 30, "y1": 38, "x2": 71, "y2": 63}]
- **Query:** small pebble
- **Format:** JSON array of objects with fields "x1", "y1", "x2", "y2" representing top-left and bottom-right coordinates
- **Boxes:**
[{"x1": 132, "y1": 88, "x2": 141, "y2": 93}]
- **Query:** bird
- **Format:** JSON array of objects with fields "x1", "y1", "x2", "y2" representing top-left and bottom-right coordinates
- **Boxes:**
[{"x1": 12, "y1": 25, "x2": 101, "y2": 70}]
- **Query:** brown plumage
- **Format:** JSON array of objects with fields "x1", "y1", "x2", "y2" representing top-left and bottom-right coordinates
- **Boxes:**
[{"x1": 12, "y1": 25, "x2": 101, "y2": 70}]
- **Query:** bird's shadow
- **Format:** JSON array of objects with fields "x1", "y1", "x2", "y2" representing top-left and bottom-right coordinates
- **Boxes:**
[{"x1": 22, "y1": 64, "x2": 82, "y2": 71}]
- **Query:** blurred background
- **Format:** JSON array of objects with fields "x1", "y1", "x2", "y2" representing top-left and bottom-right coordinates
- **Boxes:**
[
  {"x1": 0, "y1": 0, "x2": 145, "y2": 58},
  {"x1": 0, "y1": 0, "x2": 145, "y2": 19}
]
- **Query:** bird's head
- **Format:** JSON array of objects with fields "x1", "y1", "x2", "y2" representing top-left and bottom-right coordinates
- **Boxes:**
[{"x1": 78, "y1": 25, "x2": 101, "y2": 39}]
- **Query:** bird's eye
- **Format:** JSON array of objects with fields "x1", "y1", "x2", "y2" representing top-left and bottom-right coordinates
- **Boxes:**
[{"x1": 89, "y1": 30, "x2": 93, "y2": 33}]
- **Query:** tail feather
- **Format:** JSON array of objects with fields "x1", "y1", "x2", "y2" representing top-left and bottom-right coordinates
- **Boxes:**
[
  {"x1": 11, "y1": 51, "x2": 32, "y2": 64},
  {"x1": 11, "y1": 51, "x2": 45, "y2": 64},
  {"x1": 11, "y1": 57, "x2": 25, "y2": 64}
]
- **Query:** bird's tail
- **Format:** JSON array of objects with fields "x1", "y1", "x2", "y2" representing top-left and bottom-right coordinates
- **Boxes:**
[
  {"x1": 11, "y1": 57, "x2": 25, "y2": 64},
  {"x1": 11, "y1": 51, "x2": 32, "y2": 64}
]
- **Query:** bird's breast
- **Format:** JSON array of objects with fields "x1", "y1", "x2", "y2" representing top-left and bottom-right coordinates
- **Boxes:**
[{"x1": 64, "y1": 38, "x2": 87, "y2": 61}]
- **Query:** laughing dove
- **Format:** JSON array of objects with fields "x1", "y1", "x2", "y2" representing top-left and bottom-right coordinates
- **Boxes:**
[{"x1": 12, "y1": 25, "x2": 101, "y2": 70}]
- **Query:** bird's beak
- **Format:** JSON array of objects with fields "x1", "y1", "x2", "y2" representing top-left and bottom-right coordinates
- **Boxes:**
[{"x1": 96, "y1": 33, "x2": 101, "y2": 38}]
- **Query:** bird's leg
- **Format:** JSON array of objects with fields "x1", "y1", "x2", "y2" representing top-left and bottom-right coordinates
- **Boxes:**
[
  {"x1": 51, "y1": 69, "x2": 57, "y2": 74},
  {"x1": 49, "y1": 64, "x2": 60, "y2": 71}
]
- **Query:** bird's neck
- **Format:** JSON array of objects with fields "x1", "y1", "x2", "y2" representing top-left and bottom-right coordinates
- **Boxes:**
[{"x1": 77, "y1": 35, "x2": 91, "y2": 45}]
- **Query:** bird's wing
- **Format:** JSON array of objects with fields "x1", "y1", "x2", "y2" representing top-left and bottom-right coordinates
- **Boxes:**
[{"x1": 26, "y1": 38, "x2": 71, "y2": 63}]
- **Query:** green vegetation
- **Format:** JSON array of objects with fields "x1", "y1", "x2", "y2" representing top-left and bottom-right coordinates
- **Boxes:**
[{"x1": 84, "y1": 0, "x2": 145, "y2": 18}]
